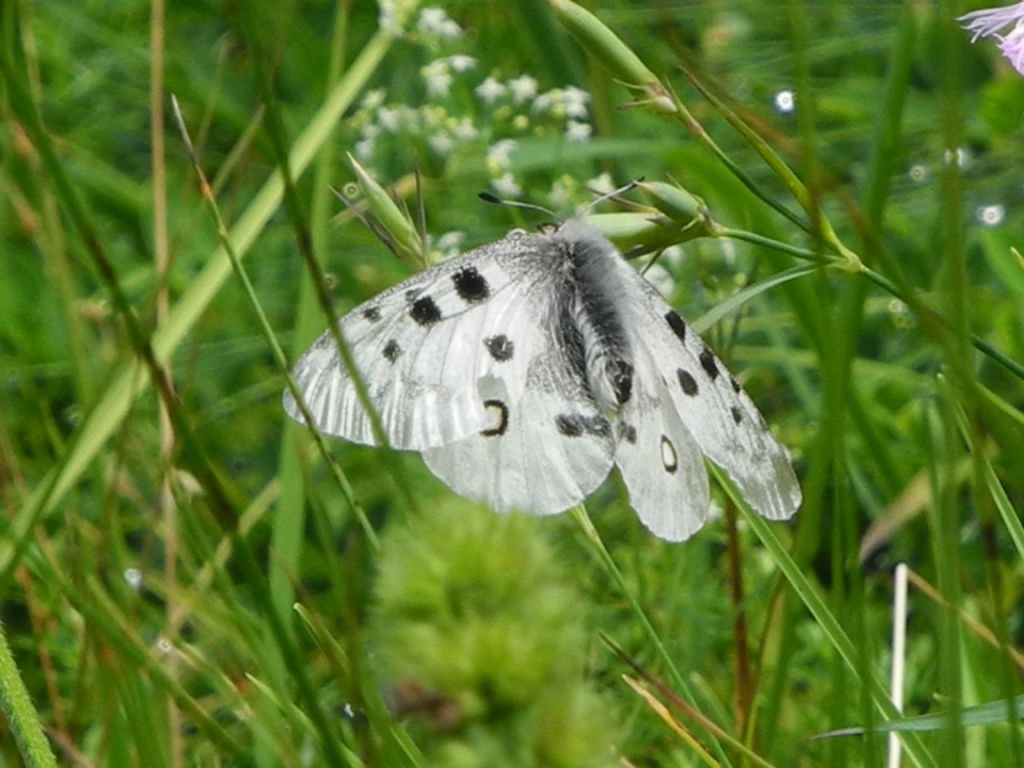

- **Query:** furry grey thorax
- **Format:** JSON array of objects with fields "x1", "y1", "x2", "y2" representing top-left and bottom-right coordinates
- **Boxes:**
[{"x1": 553, "y1": 221, "x2": 634, "y2": 412}]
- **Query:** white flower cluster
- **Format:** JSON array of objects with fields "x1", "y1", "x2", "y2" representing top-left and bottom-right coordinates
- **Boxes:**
[
  {"x1": 421, "y1": 54, "x2": 477, "y2": 97},
  {"x1": 355, "y1": 7, "x2": 598, "y2": 204},
  {"x1": 475, "y1": 74, "x2": 540, "y2": 105},
  {"x1": 378, "y1": 0, "x2": 420, "y2": 35},
  {"x1": 417, "y1": 7, "x2": 462, "y2": 39},
  {"x1": 532, "y1": 85, "x2": 592, "y2": 143}
]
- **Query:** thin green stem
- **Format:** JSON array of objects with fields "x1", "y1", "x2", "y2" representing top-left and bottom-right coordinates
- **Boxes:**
[
  {"x1": 715, "y1": 228, "x2": 1024, "y2": 382},
  {"x1": 170, "y1": 96, "x2": 379, "y2": 551},
  {"x1": 5, "y1": 25, "x2": 397, "y2": 580},
  {"x1": 0, "y1": 624, "x2": 58, "y2": 768},
  {"x1": 715, "y1": 226, "x2": 831, "y2": 264}
]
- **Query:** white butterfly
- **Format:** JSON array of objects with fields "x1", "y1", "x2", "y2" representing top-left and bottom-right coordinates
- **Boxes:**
[{"x1": 284, "y1": 218, "x2": 801, "y2": 541}]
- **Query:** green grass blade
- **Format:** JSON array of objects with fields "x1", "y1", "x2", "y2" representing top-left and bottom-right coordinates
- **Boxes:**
[
  {"x1": 4, "y1": 29, "x2": 395, "y2": 577},
  {"x1": 716, "y1": 467, "x2": 938, "y2": 768}
]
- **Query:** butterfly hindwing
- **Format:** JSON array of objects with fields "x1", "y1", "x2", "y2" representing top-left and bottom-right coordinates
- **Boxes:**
[
  {"x1": 625, "y1": 276, "x2": 802, "y2": 521},
  {"x1": 613, "y1": 367, "x2": 711, "y2": 541},
  {"x1": 423, "y1": 339, "x2": 615, "y2": 515},
  {"x1": 561, "y1": 233, "x2": 799, "y2": 537}
]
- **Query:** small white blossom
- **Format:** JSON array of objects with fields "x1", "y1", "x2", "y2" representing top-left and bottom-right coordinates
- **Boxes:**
[
  {"x1": 491, "y1": 172, "x2": 522, "y2": 197},
  {"x1": 377, "y1": 106, "x2": 401, "y2": 132},
  {"x1": 440, "y1": 18, "x2": 462, "y2": 38},
  {"x1": 508, "y1": 75, "x2": 539, "y2": 103},
  {"x1": 586, "y1": 172, "x2": 615, "y2": 195},
  {"x1": 562, "y1": 86, "x2": 591, "y2": 119},
  {"x1": 475, "y1": 76, "x2": 506, "y2": 104},
  {"x1": 417, "y1": 7, "x2": 462, "y2": 39},
  {"x1": 421, "y1": 60, "x2": 453, "y2": 97},
  {"x1": 452, "y1": 116, "x2": 478, "y2": 140},
  {"x1": 361, "y1": 88, "x2": 387, "y2": 111},
  {"x1": 417, "y1": 7, "x2": 446, "y2": 31},
  {"x1": 565, "y1": 120, "x2": 592, "y2": 142},
  {"x1": 486, "y1": 139, "x2": 518, "y2": 171},
  {"x1": 429, "y1": 133, "x2": 454, "y2": 154},
  {"x1": 379, "y1": 0, "x2": 419, "y2": 35},
  {"x1": 961, "y1": 2, "x2": 1024, "y2": 74},
  {"x1": 436, "y1": 230, "x2": 466, "y2": 258},
  {"x1": 533, "y1": 90, "x2": 555, "y2": 114},
  {"x1": 123, "y1": 568, "x2": 143, "y2": 591},
  {"x1": 446, "y1": 54, "x2": 476, "y2": 73}
]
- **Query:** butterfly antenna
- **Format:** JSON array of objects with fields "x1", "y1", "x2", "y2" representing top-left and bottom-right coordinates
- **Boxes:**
[
  {"x1": 582, "y1": 176, "x2": 645, "y2": 215},
  {"x1": 478, "y1": 192, "x2": 557, "y2": 219}
]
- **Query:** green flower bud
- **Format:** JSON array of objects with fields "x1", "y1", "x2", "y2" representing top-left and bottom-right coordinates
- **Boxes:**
[
  {"x1": 549, "y1": 0, "x2": 676, "y2": 113},
  {"x1": 348, "y1": 154, "x2": 427, "y2": 268}
]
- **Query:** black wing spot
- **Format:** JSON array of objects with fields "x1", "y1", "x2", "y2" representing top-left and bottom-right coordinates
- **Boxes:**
[
  {"x1": 665, "y1": 310, "x2": 687, "y2": 344},
  {"x1": 730, "y1": 406, "x2": 743, "y2": 424},
  {"x1": 609, "y1": 359, "x2": 634, "y2": 405},
  {"x1": 410, "y1": 296, "x2": 442, "y2": 326},
  {"x1": 556, "y1": 413, "x2": 610, "y2": 438},
  {"x1": 484, "y1": 334, "x2": 514, "y2": 362},
  {"x1": 699, "y1": 347, "x2": 719, "y2": 380},
  {"x1": 660, "y1": 436, "x2": 678, "y2": 474},
  {"x1": 382, "y1": 339, "x2": 402, "y2": 362},
  {"x1": 362, "y1": 306, "x2": 382, "y2": 322},
  {"x1": 618, "y1": 422, "x2": 637, "y2": 445},
  {"x1": 481, "y1": 399, "x2": 509, "y2": 437},
  {"x1": 677, "y1": 369, "x2": 699, "y2": 396},
  {"x1": 557, "y1": 414, "x2": 584, "y2": 437},
  {"x1": 452, "y1": 266, "x2": 490, "y2": 303}
]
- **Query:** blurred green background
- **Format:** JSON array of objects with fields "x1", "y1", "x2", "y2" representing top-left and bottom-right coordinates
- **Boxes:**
[{"x1": 2, "y1": 1, "x2": 1023, "y2": 766}]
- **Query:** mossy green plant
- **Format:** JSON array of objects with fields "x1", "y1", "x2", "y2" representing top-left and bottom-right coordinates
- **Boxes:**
[{"x1": 372, "y1": 501, "x2": 617, "y2": 767}]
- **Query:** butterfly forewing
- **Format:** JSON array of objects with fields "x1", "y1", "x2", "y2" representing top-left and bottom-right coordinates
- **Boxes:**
[
  {"x1": 613, "y1": 371, "x2": 711, "y2": 541},
  {"x1": 286, "y1": 231, "x2": 551, "y2": 451}
]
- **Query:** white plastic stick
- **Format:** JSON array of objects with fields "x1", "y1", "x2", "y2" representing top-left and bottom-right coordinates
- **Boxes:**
[{"x1": 888, "y1": 562, "x2": 909, "y2": 768}]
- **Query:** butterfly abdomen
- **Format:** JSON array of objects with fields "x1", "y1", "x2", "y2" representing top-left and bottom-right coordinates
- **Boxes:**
[{"x1": 556, "y1": 221, "x2": 635, "y2": 413}]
